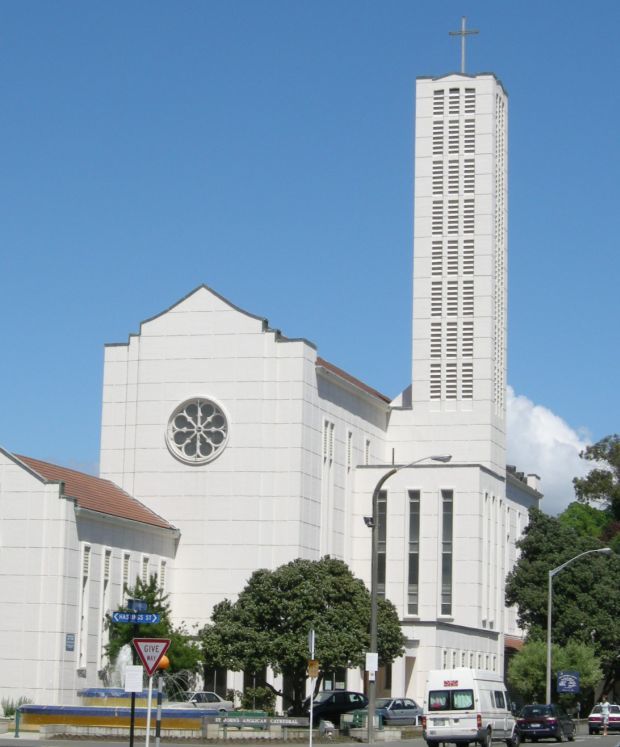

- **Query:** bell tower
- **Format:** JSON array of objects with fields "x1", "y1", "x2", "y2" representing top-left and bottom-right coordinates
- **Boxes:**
[{"x1": 409, "y1": 72, "x2": 508, "y2": 473}]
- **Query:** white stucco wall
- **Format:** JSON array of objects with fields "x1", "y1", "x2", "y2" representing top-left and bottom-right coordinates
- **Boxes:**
[
  {"x1": 350, "y1": 461, "x2": 537, "y2": 702},
  {"x1": 99, "y1": 286, "x2": 391, "y2": 627},
  {"x1": 0, "y1": 450, "x2": 177, "y2": 705}
]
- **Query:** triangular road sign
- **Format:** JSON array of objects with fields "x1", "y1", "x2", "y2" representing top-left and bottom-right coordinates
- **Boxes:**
[{"x1": 133, "y1": 638, "x2": 171, "y2": 676}]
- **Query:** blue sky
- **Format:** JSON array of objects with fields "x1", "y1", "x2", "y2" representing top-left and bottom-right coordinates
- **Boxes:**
[{"x1": 1, "y1": 1, "x2": 618, "y2": 513}]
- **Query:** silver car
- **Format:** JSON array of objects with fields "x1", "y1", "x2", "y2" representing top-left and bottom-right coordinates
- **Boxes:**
[
  {"x1": 167, "y1": 691, "x2": 234, "y2": 711},
  {"x1": 376, "y1": 697, "x2": 423, "y2": 726}
]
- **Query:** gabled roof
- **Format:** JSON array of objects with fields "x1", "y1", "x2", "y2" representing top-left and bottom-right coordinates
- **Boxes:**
[
  {"x1": 107, "y1": 285, "x2": 394, "y2": 405},
  {"x1": 316, "y1": 357, "x2": 391, "y2": 404},
  {"x1": 14, "y1": 454, "x2": 175, "y2": 531}
]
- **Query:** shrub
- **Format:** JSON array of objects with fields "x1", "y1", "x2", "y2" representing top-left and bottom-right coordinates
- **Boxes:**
[
  {"x1": 240, "y1": 686, "x2": 276, "y2": 714},
  {"x1": 1, "y1": 697, "x2": 33, "y2": 718}
]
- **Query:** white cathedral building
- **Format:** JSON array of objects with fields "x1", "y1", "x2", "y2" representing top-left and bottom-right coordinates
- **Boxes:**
[{"x1": 0, "y1": 69, "x2": 542, "y2": 708}]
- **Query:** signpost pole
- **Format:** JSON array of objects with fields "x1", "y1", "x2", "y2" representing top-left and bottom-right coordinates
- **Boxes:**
[
  {"x1": 129, "y1": 622, "x2": 139, "y2": 747},
  {"x1": 145, "y1": 674, "x2": 154, "y2": 747},
  {"x1": 132, "y1": 636, "x2": 171, "y2": 747},
  {"x1": 308, "y1": 629, "x2": 315, "y2": 747},
  {"x1": 155, "y1": 676, "x2": 163, "y2": 747}
]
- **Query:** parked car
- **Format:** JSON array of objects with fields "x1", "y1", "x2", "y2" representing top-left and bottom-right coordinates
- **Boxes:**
[
  {"x1": 167, "y1": 691, "x2": 234, "y2": 711},
  {"x1": 588, "y1": 703, "x2": 620, "y2": 734},
  {"x1": 290, "y1": 690, "x2": 368, "y2": 726},
  {"x1": 516, "y1": 704, "x2": 575, "y2": 742},
  {"x1": 356, "y1": 697, "x2": 423, "y2": 727}
]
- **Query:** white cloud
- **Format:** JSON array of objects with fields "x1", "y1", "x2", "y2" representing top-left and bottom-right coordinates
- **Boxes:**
[{"x1": 506, "y1": 386, "x2": 591, "y2": 516}]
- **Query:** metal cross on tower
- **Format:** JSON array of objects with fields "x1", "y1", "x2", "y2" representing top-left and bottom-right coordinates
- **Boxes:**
[{"x1": 449, "y1": 16, "x2": 479, "y2": 74}]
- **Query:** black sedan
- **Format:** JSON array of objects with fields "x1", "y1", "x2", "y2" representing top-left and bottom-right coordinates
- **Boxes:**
[
  {"x1": 291, "y1": 690, "x2": 368, "y2": 726},
  {"x1": 516, "y1": 704, "x2": 576, "y2": 742}
]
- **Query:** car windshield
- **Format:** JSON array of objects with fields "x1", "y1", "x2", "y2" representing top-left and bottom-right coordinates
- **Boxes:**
[
  {"x1": 376, "y1": 699, "x2": 392, "y2": 708},
  {"x1": 522, "y1": 706, "x2": 552, "y2": 717},
  {"x1": 314, "y1": 692, "x2": 333, "y2": 704}
]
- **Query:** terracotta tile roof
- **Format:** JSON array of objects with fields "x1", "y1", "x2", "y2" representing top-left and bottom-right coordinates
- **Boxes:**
[
  {"x1": 15, "y1": 455, "x2": 174, "y2": 531},
  {"x1": 316, "y1": 357, "x2": 391, "y2": 404},
  {"x1": 505, "y1": 635, "x2": 525, "y2": 651}
]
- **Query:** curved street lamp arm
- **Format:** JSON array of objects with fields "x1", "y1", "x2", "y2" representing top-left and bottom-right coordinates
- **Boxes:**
[
  {"x1": 550, "y1": 547, "x2": 612, "y2": 578},
  {"x1": 546, "y1": 546, "x2": 612, "y2": 703}
]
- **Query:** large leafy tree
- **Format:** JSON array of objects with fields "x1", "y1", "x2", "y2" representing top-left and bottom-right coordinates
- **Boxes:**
[
  {"x1": 505, "y1": 508, "x2": 620, "y2": 691},
  {"x1": 105, "y1": 575, "x2": 202, "y2": 689},
  {"x1": 198, "y1": 556, "x2": 405, "y2": 714},
  {"x1": 574, "y1": 434, "x2": 620, "y2": 521},
  {"x1": 558, "y1": 502, "x2": 609, "y2": 540},
  {"x1": 508, "y1": 640, "x2": 602, "y2": 704}
]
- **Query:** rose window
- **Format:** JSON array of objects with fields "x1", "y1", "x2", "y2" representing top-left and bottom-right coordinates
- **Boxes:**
[{"x1": 166, "y1": 398, "x2": 229, "y2": 464}]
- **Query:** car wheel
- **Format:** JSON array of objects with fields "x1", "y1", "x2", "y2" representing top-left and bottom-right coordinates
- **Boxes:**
[
  {"x1": 507, "y1": 730, "x2": 521, "y2": 747},
  {"x1": 480, "y1": 729, "x2": 492, "y2": 747},
  {"x1": 555, "y1": 728, "x2": 564, "y2": 743},
  {"x1": 426, "y1": 741, "x2": 439, "y2": 747}
]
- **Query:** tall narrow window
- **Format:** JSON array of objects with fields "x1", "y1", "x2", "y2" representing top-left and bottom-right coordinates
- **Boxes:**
[
  {"x1": 82, "y1": 545, "x2": 91, "y2": 578},
  {"x1": 407, "y1": 490, "x2": 421, "y2": 615},
  {"x1": 122, "y1": 553, "x2": 130, "y2": 601},
  {"x1": 141, "y1": 556, "x2": 150, "y2": 584},
  {"x1": 103, "y1": 549, "x2": 111, "y2": 582},
  {"x1": 159, "y1": 560, "x2": 167, "y2": 591},
  {"x1": 441, "y1": 490, "x2": 453, "y2": 615},
  {"x1": 79, "y1": 544, "x2": 91, "y2": 668},
  {"x1": 323, "y1": 420, "x2": 329, "y2": 461},
  {"x1": 346, "y1": 431, "x2": 353, "y2": 472},
  {"x1": 365, "y1": 439, "x2": 370, "y2": 465},
  {"x1": 377, "y1": 490, "x2": 387, "y2": 598},
  {"x1": 99, "y1": 548, "x2": 112, "y2": 669}
]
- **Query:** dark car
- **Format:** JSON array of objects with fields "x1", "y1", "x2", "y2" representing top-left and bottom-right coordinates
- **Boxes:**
[
  {"x1": 588, "y1": 703, "x2": 620, "y2": 734},
  {"x1": 292, "y1": 690, "x2": 368, "y2": 726},
  {"x1": 516, "y1": 704, "x2": 575, "y2": 742}
]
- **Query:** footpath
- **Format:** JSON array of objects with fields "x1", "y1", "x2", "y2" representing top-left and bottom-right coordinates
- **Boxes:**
[{"x1": 0, "y1": 733, "x2": 427, "y2": 747}]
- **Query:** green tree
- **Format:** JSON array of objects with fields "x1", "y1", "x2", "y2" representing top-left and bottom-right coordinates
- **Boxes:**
[
  {"x1": 505, "y1": 508, "x2": 620, "y2": 690},
  {"x1": 198, "y1": 556, "x2": 405, "y2": 714},
  {"x1": 105, "y1": 575, "x2": 202, "y2": 689},
  {"x1": 558, "y1": 502, "x2": 609, "y2": 539},
  {"x1": 574, "y1": 434, "x2": 620, "y2": 521},
  {"x1": 508, "y1": 640, "x2": 602, "y2": 704}
]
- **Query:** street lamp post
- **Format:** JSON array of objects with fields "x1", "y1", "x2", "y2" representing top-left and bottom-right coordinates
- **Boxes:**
[
  {"x1": 545, "y1": 547, "x2": 612, "y2": 703},
  {"x1": 367, "y1": 454, "x2": 452, "y2": 744}
]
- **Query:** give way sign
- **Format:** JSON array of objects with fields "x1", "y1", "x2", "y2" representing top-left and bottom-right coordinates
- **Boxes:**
[{"x1": 133, "y1": 638, "x2": 171, "y2": 676}]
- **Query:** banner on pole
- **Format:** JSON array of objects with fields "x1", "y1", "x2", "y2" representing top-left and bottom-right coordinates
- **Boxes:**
[
  {"x1": 557, "y1": 670, "x2": 580, "y2": 693},
  {"x1": 124, "y1": 665, "x2": 144, "y2": 693},
  {"x1": 366, "y1": 652, "x2": 378, "y2": 672}
]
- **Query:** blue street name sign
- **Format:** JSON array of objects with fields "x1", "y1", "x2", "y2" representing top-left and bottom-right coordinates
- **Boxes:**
[
  {"x1": 112, "y1": 612, "x2": 160, "y2": 624},
  {"x1": 127, "y1": 598, "x2": 148, "y2": 613}
]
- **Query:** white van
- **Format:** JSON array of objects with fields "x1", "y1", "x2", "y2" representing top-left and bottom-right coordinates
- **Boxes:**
[{"x1": 422, "y1": 668, "x2": 519, "y2": 747}]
